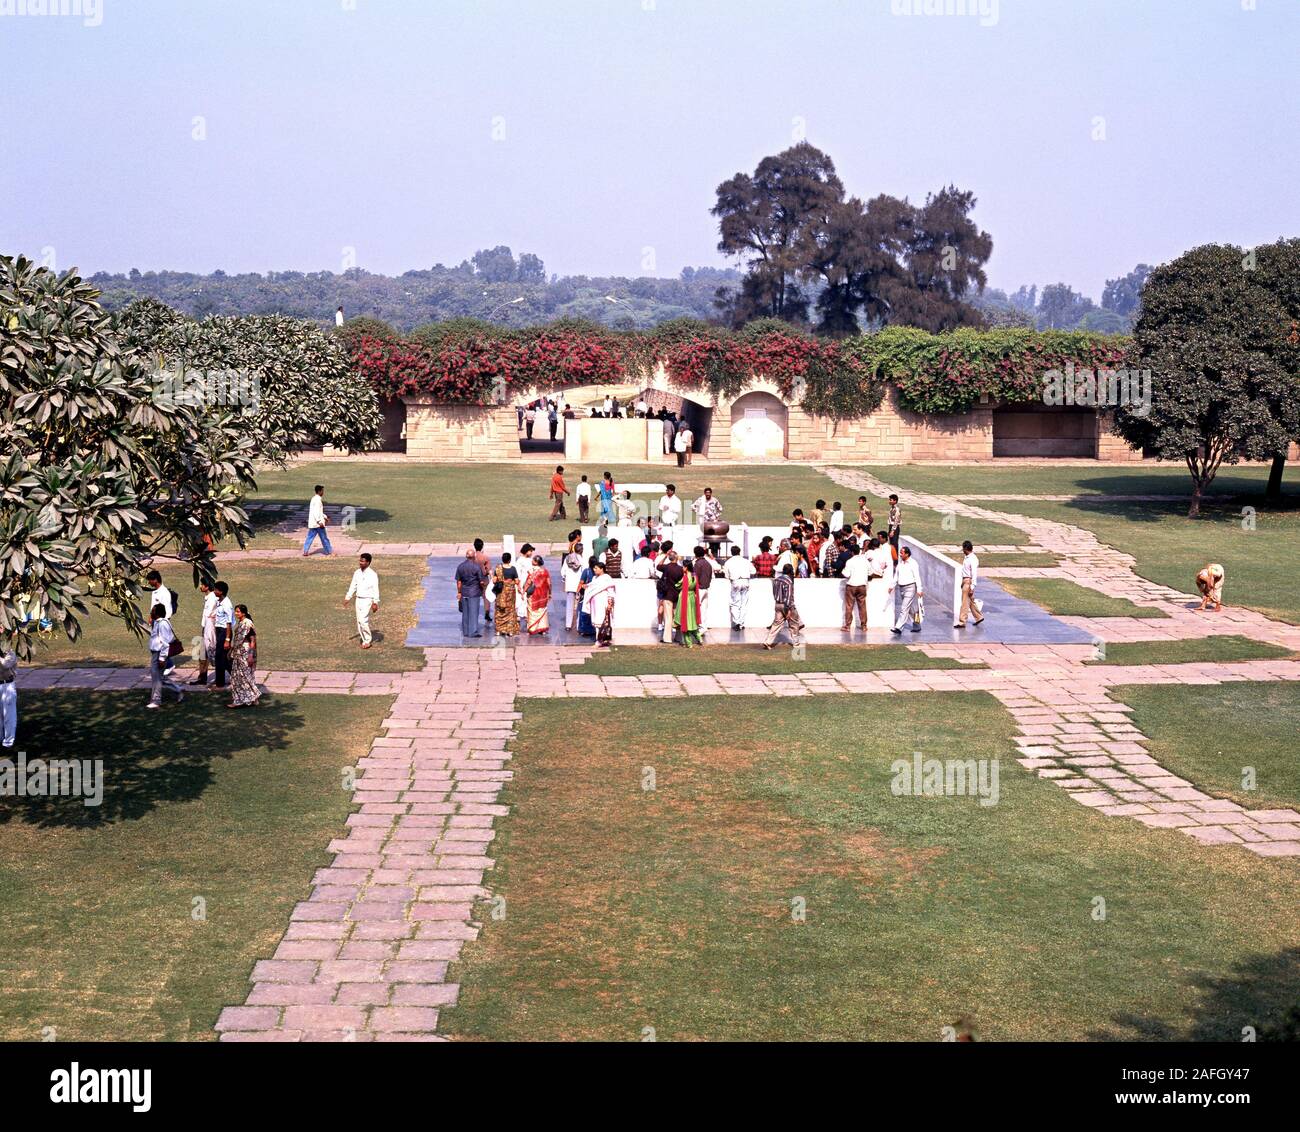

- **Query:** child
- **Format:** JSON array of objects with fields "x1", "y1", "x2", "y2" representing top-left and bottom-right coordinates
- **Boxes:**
[{"x1": 576, "y1": 475, "x2": 591, "y2": 523}]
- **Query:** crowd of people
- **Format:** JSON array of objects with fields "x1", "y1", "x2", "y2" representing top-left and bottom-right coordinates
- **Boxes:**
[
  {"x1": 519, "y1": 396, "x2": 700, "y2": 465},
  {"x1": 461, "y1": 485, "x2": 997, "y2": 647}
]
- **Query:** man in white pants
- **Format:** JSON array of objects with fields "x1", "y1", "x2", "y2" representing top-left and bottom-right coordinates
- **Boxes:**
[
  {"x1": 0, "y1": 647, "x2": 17, "y2": 748},
  {"x1": 890, "y1": 545, "x2": 925, "y2": 634},
  {"x1": 343, "y1": 552, "x2": 382, "y2": 648}
]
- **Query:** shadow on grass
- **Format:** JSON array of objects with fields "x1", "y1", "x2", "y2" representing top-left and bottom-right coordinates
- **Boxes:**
[
  {"x1": 1090, "y1": 946, "x2": 1300, "y2": 1041},
  {"x1": 243, "y1": 502, "x2": 394, "y2": 534},
  {"x1": 1045, "y1": 492, "x2": 1300, "y2": 527},
  {"x1": 0, "y1": 694, "x2": 305, "y2": 830}
]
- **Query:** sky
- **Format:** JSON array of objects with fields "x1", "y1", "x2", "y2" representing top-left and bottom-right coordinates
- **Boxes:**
[{"x1": 3, "y1": 0, "x2": 1298, "y2": 300}]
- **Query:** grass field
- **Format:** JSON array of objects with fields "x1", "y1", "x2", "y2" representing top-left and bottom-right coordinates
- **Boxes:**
[
  {"x1": 845, "y1": 463, "x2": 1299, "y2": 500},
  {"x1": 571, "y1": 643, "x2": 971, "y2": 676},
  {"x1": 27, "y1": 558, "x2": 427, "y2": 672},
  {"x1": 994, "y1": 577, "x2": 1169, "y2": 619},
  {"x1": 245, "y1": 461, "x2": 1019, "y2": 549},
  {"x1": 1086, "y1": 636, "x2": 1295, "y2": 667},
  {"x1": 869, "y1": 466, "x2": 1300, "y2": 626},
  {"x1": 439, "y1": 694, "x2": 1300, "y2": 1042},
  {"x1": 0, "y1": 691, "x2": 389, "y2": 1041},
  {"x1": 1113, "y1": 682, "x2": 1300, "y2": 812}
]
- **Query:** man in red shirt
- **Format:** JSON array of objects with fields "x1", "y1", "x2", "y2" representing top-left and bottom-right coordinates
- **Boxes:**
[{"x1": 549, "y1": 465, "x2": 569, "y2": 521}]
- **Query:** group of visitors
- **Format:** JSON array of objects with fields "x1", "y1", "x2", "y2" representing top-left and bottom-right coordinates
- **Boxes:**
[
  {"x1": 144, "y1": 568, "x2": 260, "y2": 710},
  {"x1": 455, "y1": 539, "x2": 558, "y2": 639},
  {"x1": 520, "y1": 398, "x2": 570, "y2": 441}
]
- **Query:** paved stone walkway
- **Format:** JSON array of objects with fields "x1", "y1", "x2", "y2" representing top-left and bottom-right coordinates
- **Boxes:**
[{"x1": 820, "y1": 466, "x2": 1300, "y2": 652}]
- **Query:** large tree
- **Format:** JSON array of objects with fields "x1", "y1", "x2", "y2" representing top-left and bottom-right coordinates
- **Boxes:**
[
  {"x1": 1112, "y1": 244, "x2": 1298, "y2": 516},
  {"x1": 120, "y1": 304, "x2": 382, "y2": 460},
  {"x1": 0, "y1": 256, "x2": 256, "y2": 658},
  {"x1": 712, "y1": 142, "x2": 845, "y2": 324},
  {"x1": 890, "y1": 186, "x2": 993, "y2": 333}
]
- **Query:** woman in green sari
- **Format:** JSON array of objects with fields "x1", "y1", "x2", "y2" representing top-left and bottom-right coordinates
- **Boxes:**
[{"x1": 675, "y1": 557, "x2": 702, "y2": 647}]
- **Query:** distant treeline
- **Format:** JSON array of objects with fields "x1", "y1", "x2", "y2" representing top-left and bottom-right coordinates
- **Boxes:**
[{"x1": 88, "y1": 249, "x2": 742, "y2": 332}]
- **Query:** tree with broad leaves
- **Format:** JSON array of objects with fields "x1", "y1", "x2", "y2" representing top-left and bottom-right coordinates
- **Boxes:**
[
  {"x1": 1112, "y1": 243, "x2": 1300, "y2": 517},
  {"x1": 0, "y1": 255, "x2": 256, "y2": 659}
]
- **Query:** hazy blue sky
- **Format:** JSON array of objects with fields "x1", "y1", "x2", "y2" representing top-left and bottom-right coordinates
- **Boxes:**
[{"x1": 4, "y1": 0, "x2": 1297, "y2": 298}]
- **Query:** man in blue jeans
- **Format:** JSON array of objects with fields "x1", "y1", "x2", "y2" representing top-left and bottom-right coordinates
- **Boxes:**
[
  {"x1": 303, "y1": 484, "x2": 333, "y2": 556},
  {"x1": 454, "y1": 549, "x2": 487, "y2": 638}
]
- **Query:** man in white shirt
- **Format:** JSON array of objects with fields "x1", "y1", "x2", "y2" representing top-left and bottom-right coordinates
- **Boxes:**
[
  {"x1": 211, "y1": 580, "x2": 234, "y2": 687},
  {"x1": 829, "y1": 501, "x2": 846, "y2": 534},
  {"x1": 625, "y1": 553, "x2": 655, "y2": 579},
  {"x1": 658, "y1": 484, "x2": 682, "y2": 530},
  {"x1": 145, "y1": 569, "x2": 175, "y2": 622},
  {"x1": 303, "y1": 484, "x2": 333, "y2": 556},
  {"x1": 343, "y1": 552, "x2": 382, "y2": 648},
  {"x1": 867, "y1": 537, "x2": 894, "y2": 584},
  {"x1": 575, "y1": 475, "x2": 592, "y2": 523},
  {"x1": 0, "y1": 647, "x2": 17, "y2": 748},
  {"x1": 335, "y1": 306, "x2": 344, "y2": 327},
  {"x1": 562, "y1": 543, "x2": 585, "y2": 630},
  {"x1": 636, "y1": 397, "x2": 649, "y2": 418},
  {"x1": 890, "y1": 545, "x2": 925, "y2": 634},
  {"x1": 841, "y1": 545, "x2": 874, "y2": 631},
  {"x1": 955, "y1": 540, "x2": 984, "y2": 628},
  {"x1": 603, "y1": 395, "x2": 613, "y2": 417},
  {"x1": 722, "y1": 546, "x2": 756, "y2": 630}
]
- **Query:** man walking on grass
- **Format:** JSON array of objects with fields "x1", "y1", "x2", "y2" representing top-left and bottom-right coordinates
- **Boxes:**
[
  {"x1": 343, "y1": 552, "x2": 382, "y2": 648},
  {"x1": 549, "y1": 465, "x2": 569, "y2": 521},
  {"x1": 303, "y1": 484, "x2": 333, "y2": 556}
]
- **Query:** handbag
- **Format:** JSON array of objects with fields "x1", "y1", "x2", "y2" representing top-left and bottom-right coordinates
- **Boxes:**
[{"x1": 166, "y1": 637, "x2": 184, "y2": 658}]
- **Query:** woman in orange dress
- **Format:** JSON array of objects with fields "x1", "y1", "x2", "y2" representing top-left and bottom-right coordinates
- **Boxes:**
[{"x1": 526, "y1": 555, "x2": 552, "y2": 634}]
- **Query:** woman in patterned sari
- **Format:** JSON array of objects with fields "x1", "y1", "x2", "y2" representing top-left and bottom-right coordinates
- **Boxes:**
[
  {"x1": 525, "y1": 555, "x2": 551, "y2": 635},
  {"x1": 493, "y1": 553, "x2": 520, "y2": 636},
  {"x1": 227, "y1": 604, "x2": 261, "y2": 708},
  {"x1": 675, "y1": 557, "x2": 702, "y2": 647}
]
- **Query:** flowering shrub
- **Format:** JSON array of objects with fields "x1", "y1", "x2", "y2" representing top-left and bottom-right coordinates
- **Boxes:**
[
  {"x1": 349, "y1": 319, "x2": 1130, "y2": 419},
  {"x1": 853, "y1": 326, "x2": 1134, "y2": 414}
]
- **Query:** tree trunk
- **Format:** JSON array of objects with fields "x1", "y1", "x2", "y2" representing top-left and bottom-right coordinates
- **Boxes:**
[
  {"x1": 1188, "y1": 482, "x2": 1201, "y2": 518},
  {"x1": 1266, "y1": 453, "x2": 1286, "y2": 501}
]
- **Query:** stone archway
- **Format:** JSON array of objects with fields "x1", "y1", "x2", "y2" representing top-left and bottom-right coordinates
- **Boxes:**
[{"x1": 729, "y1": 391, "x2": 788, "y2": 459}]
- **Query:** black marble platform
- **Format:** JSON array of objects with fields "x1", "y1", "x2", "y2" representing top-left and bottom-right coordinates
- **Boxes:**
[{"x1": 405, "y1": 557, "x2": 1094, "y2": 650}]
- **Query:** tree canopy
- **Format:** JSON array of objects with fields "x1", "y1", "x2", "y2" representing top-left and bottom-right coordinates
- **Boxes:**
[
  {"x1": 0, "y1": 256, "x2": 256, "y2": 658},
  {"x1": 1112, "y1": 242, "x2": 1300, "y2": 515}
]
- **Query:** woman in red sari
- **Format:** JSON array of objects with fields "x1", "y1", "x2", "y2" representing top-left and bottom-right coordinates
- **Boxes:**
[{"x1": 526, "y1": 555, "x2": 552, "y2": 635}]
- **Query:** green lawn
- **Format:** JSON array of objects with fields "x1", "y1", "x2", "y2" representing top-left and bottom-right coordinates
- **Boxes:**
[
  {"x1": 845, "y1": 463, "x2": 1299, "y2": 500},
  {"x1": 28, "y1": 558, "x2": 427, "y2": 672},
  {"x1": 245, "y1": 460, "x2": 1019, "y2": 549},
  {"x1": 1113, "y1": 682, "x2": 1300, "y2": 812},
  {"x1": 571, "y1": 643, "x2": 971, "y2": 676},
  {"x1": 1086, "y1": 636, "x2": 1294, "y2": 667},
  {"x1": 974, "y1": 496, "x2": 1300, "y2": 626},
  {"x1": 866, "y1": 466, "x2": 1300, "y2": 626},
  {"x1": 995, "y1": 576, "x2": 1169, "y2": 619},
  {"x1": 440, "y1": 694, "x2": 1300, "y2": 1042},
  {"x1": 0, "y1": 691, "x2": 390, "y2": 1041}
]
